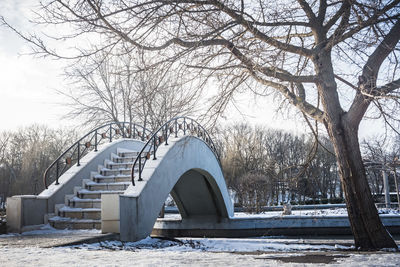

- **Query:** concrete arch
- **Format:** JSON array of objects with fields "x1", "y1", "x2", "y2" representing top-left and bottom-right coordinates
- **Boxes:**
[{"x1": 119, "y1": 136, "x2": 233, "y2": 241}]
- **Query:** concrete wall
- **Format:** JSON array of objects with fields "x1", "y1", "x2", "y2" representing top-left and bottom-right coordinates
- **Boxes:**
[
  {"x1": 152, "y1": 215, "x2": 400, "y2": 237},
  {"x1": 119, "y1": 136, "x2": 233, "y2": 241},
  {"x1": 6, "y1": 195, "x2": 47, "y2": 233},
  {"x1": 7, "y1": 139, "x2": 145, "y2": 232}
]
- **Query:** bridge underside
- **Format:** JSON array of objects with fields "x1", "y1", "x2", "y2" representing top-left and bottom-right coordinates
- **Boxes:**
[{"x1": 171, "y1": 170, "x2": 224, "y2": 220}]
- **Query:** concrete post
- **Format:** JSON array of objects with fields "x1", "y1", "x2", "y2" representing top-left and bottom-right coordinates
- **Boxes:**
[
  {"x1": 6, "y1": 196, "x2": 47, "y2": 233},
  {"x1": 101, "y1": 194, "x2": 120, "y2": 233},
  {"x1": 383, "y1": 170, "x2": 390, "y2": 208}
]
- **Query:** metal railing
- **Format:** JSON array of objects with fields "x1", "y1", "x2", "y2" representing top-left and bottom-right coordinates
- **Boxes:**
[
  {"x1": 130, "y1": 117, "x2": 220, "y2": 185},
  {"x1": 43, "y1": 122, "x2": 151, "y2": 189}
]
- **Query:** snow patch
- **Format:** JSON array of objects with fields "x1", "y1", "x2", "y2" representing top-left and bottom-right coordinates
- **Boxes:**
[
  {"x1": 66, "y1": 237, "x2": 355, "y2": 253},
  {"x1": 0, "y1": 224, "x2": 101, "y2": 237}
]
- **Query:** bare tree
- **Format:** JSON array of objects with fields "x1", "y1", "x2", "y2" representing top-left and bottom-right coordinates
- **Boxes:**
[
  {"x1": 0, "y1": 125, "x2": 77, "y2": 197},
  {"x1": 220, "y1": 123, "x2": 339, "y2": 206},
  {"x1": 363, "y1": 138, "x2": 389, "y2": 195},
  {"x1": 2, "y1": 0, "x2": 400, "y2": 249},
  {"x1": 63, "y1": 49, "x2": 200, "y2": 130},
  {"x1": 221, "y1": 124, "x2": 274, "y2": 202},
  {"x1": 362, "y1": 136, "x2": 400, "y2": 198},
  {"x1": 239, "y1": 172, "x2": 274, "y2": 213}
]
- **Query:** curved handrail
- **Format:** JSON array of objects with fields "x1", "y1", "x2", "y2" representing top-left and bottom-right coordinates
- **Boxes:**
[
  {"x1": 130, "y1": 117, "x2": 220, "y2": 186},
  {"x1": 43, "y1": 121, "x2": 151, "y2": 189}
]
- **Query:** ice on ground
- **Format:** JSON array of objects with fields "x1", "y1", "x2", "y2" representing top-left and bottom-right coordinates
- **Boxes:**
[
  {"x1": 65, "y1": 236, "x2": 355, "y2": 253},
  {"x1": 191, "y1": 238, "x2": 353, "y2": 252},
  {"x1": 1, "y1": 237, "x2": 400, "y2": 266}
]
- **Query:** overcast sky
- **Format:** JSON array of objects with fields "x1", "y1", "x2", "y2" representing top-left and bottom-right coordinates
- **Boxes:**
[
  {"x1": 0, "y1": 0, "x2": 74, "y2": 131},
  {"x1": 0, "y1": 0, "x2": 385, "y2": 140}
]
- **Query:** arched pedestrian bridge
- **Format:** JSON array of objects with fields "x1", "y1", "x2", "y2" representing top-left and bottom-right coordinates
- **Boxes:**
[
  {"x1": 6, "y1": 117, "x2": 234, "y2": 241},
  {"x1": 119, "y1": 133, "x2": 233, "y2": 241},
  {"x1": 7, "y1": 117, "x2": 400, "y2": 240}
]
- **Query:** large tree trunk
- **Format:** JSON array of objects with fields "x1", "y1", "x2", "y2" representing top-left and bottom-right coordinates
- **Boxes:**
[
  {"x1": 326, "y1": 116, "x2": 397, "y2": 249},
  {"x1": 314, "y1": 50, "x2": 397, "y2": 250}
]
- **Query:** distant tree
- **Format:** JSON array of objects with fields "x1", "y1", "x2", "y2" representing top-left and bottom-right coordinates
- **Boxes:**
[
  {"x1": 362, "y1": 136, "x2": 400, "y2": 196},
  {"x1": 220, "y1": 124, "x2": 272, "y2": 196},
  {"x1": 362, "y1": 138, "x2": 388, "y2": 195},
  {"x1": 305, "y1": 136, "x2": 338, "y2": 199},
  {"x1": 239, "y1": 172, "x2": 273, "y2": 213},
  {"x1": 220, "y1": 123, "x2": 338, "y2": 206},
  {"x1": 0, "y1": 125, "x2": 76, "y2": 197}
]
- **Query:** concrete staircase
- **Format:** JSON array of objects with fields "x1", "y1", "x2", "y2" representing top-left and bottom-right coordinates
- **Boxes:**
[{"x1": 47, "y1": 148, "x2": 139, "y2": 230}]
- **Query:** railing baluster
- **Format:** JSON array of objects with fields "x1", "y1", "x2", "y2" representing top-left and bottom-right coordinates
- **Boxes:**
[
  {"x1": 77, "y1": 142, "x2": 81, "y2": 166},
  {"x1": 165, "y1": 124, "x2": 169, "y2": 145},
  {"x1": 94, "y1": 130, "x2": 98, "y2": 152},
  {"x1": 55, "y1": 161, "x2": 59, "y2": 185},
  {"x1": 175, "y1": 119, "x2": 178, "y2": 138},
  {"x1": 138, "y1": 156, "x2": 142, "y2": 181},
  {"x1": 153, "y1": 136, "x2": 157, "y2": 160}
]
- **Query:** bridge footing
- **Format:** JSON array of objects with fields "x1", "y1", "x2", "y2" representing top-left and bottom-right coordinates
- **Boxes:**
[{"x1": 151, "y1": 215, "x2": 400, "y2": 238}]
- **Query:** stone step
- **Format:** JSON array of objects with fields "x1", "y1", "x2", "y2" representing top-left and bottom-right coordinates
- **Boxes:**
[
  {"x1": 48, "y1": 217, "x2": 101, "y2": 230},
  {"x1": 58, "y1": 207, "x2": 101, "y2": 220},
  {"x1": 47, "y1": 146, "x2": 142, "y2": 231},
  {"x1": 111, "y1": 153, "x2": 137, "y2": 163},
  {"x1": 85, "y1": 181, "x2": 131, "y2": 191},
  {"x1": 92, "y1": 174, "x2": 131, "y2": 183},
  {"x1": 65, "y1": 194, "x2": 75, "y2": 206},
  {"x1": 117, "y1": 148, "x2": 140, "y2": 158},
  {"x1": 77, "y1": 189, "x2": 125, "y2": 199},
  {"x1": 100, "y1": 167, "x2": 132, "y2": 176},
  {"x1": 68, "y1": 197, "x2": 101, "y2": 208},
  {"x1": 73, "y1": 186, "x2": 82, "y2": 195},
  {"x1": 105, "y1": 159, "x2": 134, "y2": 170},
  {"x1": 115, "y1": 149, "x2": 153, "y2": 160}
]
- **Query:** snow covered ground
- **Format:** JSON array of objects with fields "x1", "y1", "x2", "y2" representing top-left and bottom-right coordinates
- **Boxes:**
[
  {"x1": 0, "y1": 224, "x2": 101, "y2": 237},
  {"x1": 1, "y1": 235, "x2": 400, "y2": 266},
  {"x1": 2, "y1": 208, "x2": 400, "y2": 266},
  {"x1": 234, "y1": 207, "x2": 400, "y2": 217},
  {"x1": 1, "y1": 225, "x2": 400, "y2": 266},
  {"x1": 2, "y1": 244, "x2": 400, "y2": 266},
  {"x1": 162, "y1": 207, "x2": 400, "y2": 220}
]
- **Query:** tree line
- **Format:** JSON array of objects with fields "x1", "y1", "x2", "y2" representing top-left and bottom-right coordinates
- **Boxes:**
[
  {"x1": 0, "y1": 125, "x2": 76, "y2": 202},
  {"x1": 219, "y1": 123, "x2": 400, "y2": 212},
  {"x1": 219, "y1": 123, "x2": 340, "y2": 212},
  {"x1": 2, "y1": 122, "x2": 397, "y2": 214}
]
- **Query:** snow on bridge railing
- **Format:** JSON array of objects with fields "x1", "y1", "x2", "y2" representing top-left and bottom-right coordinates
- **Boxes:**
[
  {"x1": 130, "y1": 117, "x2": 220, "y2": 185},
  {"x1": 43, "y1": 122, "x2": 151, "y2": 189}
]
